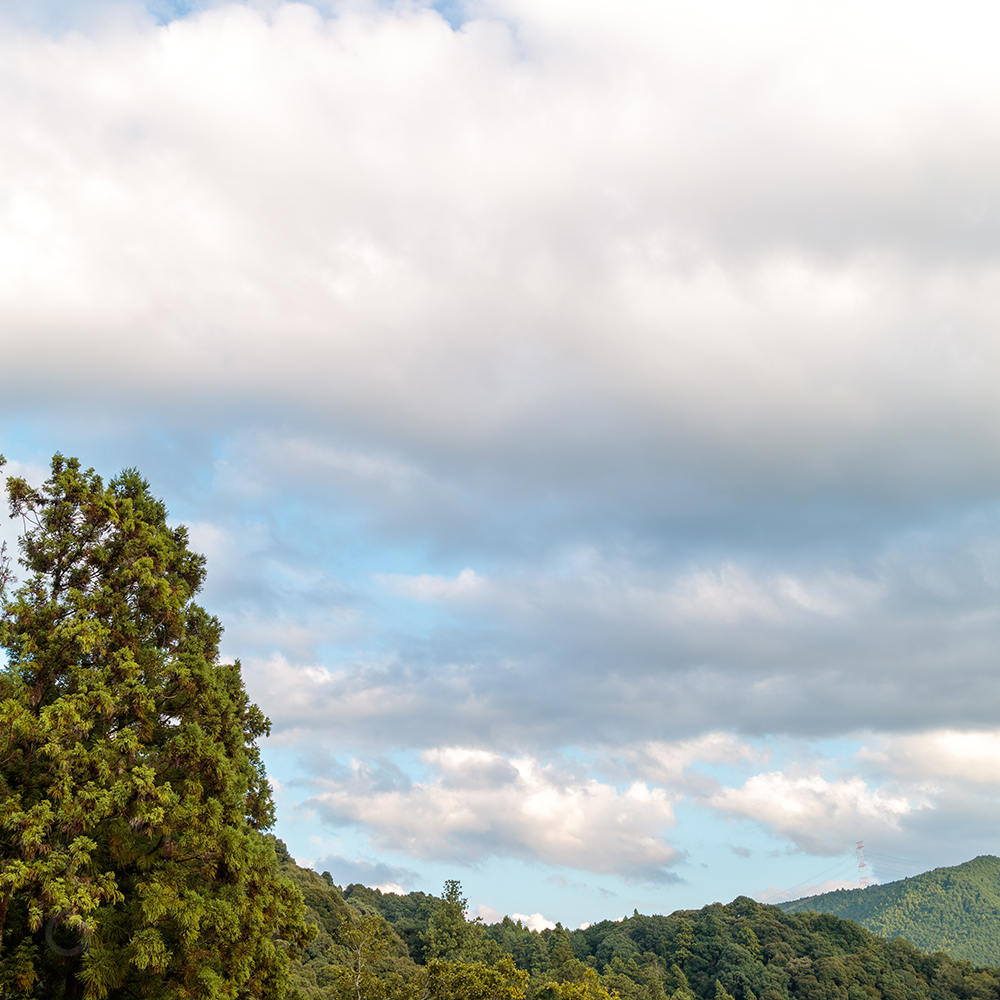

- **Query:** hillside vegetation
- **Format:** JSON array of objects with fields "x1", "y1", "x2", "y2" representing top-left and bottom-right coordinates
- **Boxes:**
[
  {"x1": 276, "y1": 842, "x2": 1000, "y2": 1000},
  {"x1": 779, "y1": 856, "x2": 1000, "y2": 966}
]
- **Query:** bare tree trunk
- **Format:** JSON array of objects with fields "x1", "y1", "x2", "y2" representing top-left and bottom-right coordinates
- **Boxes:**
[
  {"x1": 62, "y1": 958, "x2": 82, "y2": 1000},
  {"x1": 0, "y1": 889, "x2": 10, "y2": 955}
]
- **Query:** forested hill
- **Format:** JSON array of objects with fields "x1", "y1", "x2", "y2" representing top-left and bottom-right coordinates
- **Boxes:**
[
  {"x1": 272, "y1": 840, "x2": 1000, "y2": 1000},
  {"x1": 778, "y1": 855, "x2": 1000, "y2": 966}
]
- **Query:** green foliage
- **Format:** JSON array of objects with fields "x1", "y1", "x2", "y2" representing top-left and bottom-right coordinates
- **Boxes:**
[
  {"x1": 544, "y1": 968, "x2": 617, "y2": 1000},
  {"x1": 423, "y1": 955, "x2": 529, "y2": 1000},
  {"x1": 282, "y1": 874, "x2": 524, "y2": 1000},
  {"x1": 262, "y1": 848, "x2": 1000, "y2": 1000},
  {"x1": 342, "y1": 885, "x2": 440, "y2": 966},
  {"x1": 303, "y1": 877, "x2": 1000, "y2": 1000},
  {"x1": 426, "y1": 882, "x2": 474, "y2": 961},
  {"x1": 0, "y1": 454, "x2": 312, "y2": 998},
  {"x1": 327, "y1": 913, "x2": 413, "y2": 1000},
  {"x1": 779, "y1": 855, "x2": 1000, "y2": 965}
]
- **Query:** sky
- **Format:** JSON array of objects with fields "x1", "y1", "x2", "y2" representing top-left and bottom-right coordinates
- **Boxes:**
[{"x1": 2, "y1": 0, "x2": 1000, "y2": 930}]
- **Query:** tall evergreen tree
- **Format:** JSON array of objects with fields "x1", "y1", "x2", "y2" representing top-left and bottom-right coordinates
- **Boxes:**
[
  {"x1": 0, "y1": 455, "x2": 312, "y2": 999},
  {"x1": 425, "y1": 882, "x2": 472, "y2": 961}
]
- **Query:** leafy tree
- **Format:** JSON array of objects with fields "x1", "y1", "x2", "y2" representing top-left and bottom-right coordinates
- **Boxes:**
[
  {"x1": 549, "y1": 926, "x2": 583, "y2": 981},
  {"x1": 342, "y1": 885, "x2": 439, "y2": 965},
  {"x1": 673, "y1": 921, "x2": 695, "y2": 966},
  {"x1": 549, "y1": 928, "x2": 574, "y2": 969},
  {"x1": 329, "y1": 913, "x2": 412, "y2": 1000},
  {"x1": 423, "y1": 955, "x2": 528, "y2": 1000},
  {"x1": 545, "y1": 968, "x2": 618, "y2": 1000},
  {"x1": 665, "y1": 964, "x2": 695, "y2": 1000},
  {"x1": 714, "y1": 981, "x2": 736, "y2": 1000},
  {"x1": 423, "y1": 881, "x2": 502, "y2": 966},
  {"x1": 426, "y1": 882, "x2": 472, "y2": 961},
  {"x1": 735, "y1": 927, "x2": 760, "y2": 964},
  {"x1": 0, "y1": 454, "x2": 313, "y2": 999}
]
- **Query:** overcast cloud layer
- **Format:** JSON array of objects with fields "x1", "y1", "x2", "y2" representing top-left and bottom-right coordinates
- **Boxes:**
[{"x1": 3, "y1": 0, "x2": 1000, "y2": 921}]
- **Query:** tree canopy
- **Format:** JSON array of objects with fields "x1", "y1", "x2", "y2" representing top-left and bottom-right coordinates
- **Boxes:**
[
  {"x1": 779, "y1": 855, "x2": 1000, "y2": 966},
  {"x1": 292, "y1": 877, "x2": 1000, "y2": 1000},
  {"x1": 0, "y1": 454, "x2": 311, "y2": 999}
]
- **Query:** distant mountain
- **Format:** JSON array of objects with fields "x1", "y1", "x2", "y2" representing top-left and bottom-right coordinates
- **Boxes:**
[{"x1": 779, "y1": 854, "x2": 1000, "y2": 965}]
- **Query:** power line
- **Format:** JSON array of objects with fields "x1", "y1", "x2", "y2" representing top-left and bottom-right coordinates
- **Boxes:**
[
  {"x1": 757, "y1": 855, "x2": 859, "y2": 903},
  {"x1": 759, "y1": 842, "x2": 930, "y2": 905}
]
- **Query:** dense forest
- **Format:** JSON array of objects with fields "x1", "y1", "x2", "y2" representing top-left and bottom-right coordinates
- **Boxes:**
[
  {"x1": 276, "y1": 840, "x2": 1000, "y2": 1000},
  {"x1": 779, "y1": 856, "x2": 1000, "y2": 966}
]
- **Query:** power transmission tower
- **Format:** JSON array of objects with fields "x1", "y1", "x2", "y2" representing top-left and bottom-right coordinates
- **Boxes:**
[{"x1": 856, "y1": 840, "x2": 871, "y2": 888}]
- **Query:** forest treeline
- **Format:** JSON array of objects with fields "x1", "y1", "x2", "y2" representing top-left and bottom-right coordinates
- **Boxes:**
[
  {"x1": 276, "y1": 840, "x2": 1000, "y2": 1000},
  {"x1": 779, "y1": 856, "x2": 1000, "y2": 966}
]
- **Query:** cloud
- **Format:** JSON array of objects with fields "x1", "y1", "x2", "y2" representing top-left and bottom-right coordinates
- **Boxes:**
[
  {"x1": 304, "y1": 748, "x2": 681, "y2": 881},
  {"x1": 3, "y1": 0, "x2": 1000, "y2": 507},
  {"x1": 5, "y1": 1, "x2": 1000, "y2": 754},
  {"x1": 756, "y1": 879, "x2": 865, "y2": 905},
  {"x1": 312, "y1": 853, "x2": 420, "y2": 890},
  {"x1": 547, "y1": 874, "x2": 587, "y2": 889},
  {"x1": 860, "y1": 730, "x2": 1000, "y2": 785},
  {"x1": 468, "y1": 904, "x2": 556, "y2": 932},
  {"x1": 511, "y1": 913, "x2": 556, "y2": 933},
  {"x1": 384, "y1": 559, "x2": 878, "y2": 629},
  {"x1": 229, "y1": 535, "x2": 1000, "y2": 749},
  {"x1": 708, "y1": 773, "x2": 923, "y2": 855},
  {"x1": 474, "y1": 903, "x2": 504, "y2": 924},
  {"x1": 8, "y1": 0, "x2": 1000, "y2": 904},
  {"x1": 380, "y1": 568, "x2": 484, "y2": 602},
  {"x1": 668, "y1": 566, "x2": 871, "y2": 624},
  {"x1": 617, "y1": 734, "x2": 767, "y2": 787},
  {"x1": 240, "y1": 651, "x2": 476, "y2": 749}
]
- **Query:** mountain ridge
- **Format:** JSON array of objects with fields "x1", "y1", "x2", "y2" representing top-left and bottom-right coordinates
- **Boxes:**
[
  {"x1": 778, "y1": 854, "x2": 1000, "y2": 965},
  {"x1": 271, "y1": 840, "x2": 1000, "y2": 1000}
]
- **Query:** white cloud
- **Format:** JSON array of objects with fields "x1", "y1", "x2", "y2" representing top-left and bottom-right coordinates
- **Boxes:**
[
  {"x1": 6, "y1": 1, "x2": 1000, "y2": 754},
  {"x1": 374, "y1": 882, "x2": 407, "y2": 895},
  {"x1": 270, "y1": 439, "x2": 427, "y2": 496},
  {"x1": 3, "y1": 0, "x2": 1000, "y2": 501},
  {"x1": 621, "y1": 734, "x2": 766, "y2": 787},
  {"x1": 860, "y1": 730, "x2": 1000, "y2": 785},
  {"x1": 708, "y1": 772, "x2": 921, "y2": 855},
  {"x1": 474, "y1": 903, "x2": 505, "y2": 924},
  {"x1": 380, "y1": 568, "x2": 485, "y2": 602},
  {"x1": 511, "y1": 912, "x2": 557, "y2": 933},
  {"x1": 312, "y1": 852, "x2": 420, "y2": 890},
  {"x1": 217, "y1": 528, "x2": 1000, "y2": 749},
  {"x1": 384, "y1": 558, "x2": 873, "y2": 627},
  {"x1": 669, "y1": 566, "x2": 877, "y2": 624},
  {"x1": 305, "y1": 747, "x2": 681, "y2": 881},
  {"x1": 10, "y1": 0, "x2": 1000, "y2": 908},
  {"x1": 476, "y1": 904, "x2": 556, "y2": 933},
  {"x1": 756, "y1": 879, "x2": 866, "y2": 905},
  {"x1": 474, "y1": 903, "x2": 556, "y2": 931},
  {"x1": 243, "y1": 652, "x2": 429, "y2": 744}
]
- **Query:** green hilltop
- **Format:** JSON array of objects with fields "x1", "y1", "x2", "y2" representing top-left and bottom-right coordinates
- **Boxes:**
[
  {"x1": 275, "y1": 841, "x2": 1000, "y2": 1000},
  {"x1": 778, "y1": 855, "x2": 1000, "y2": 966}
]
